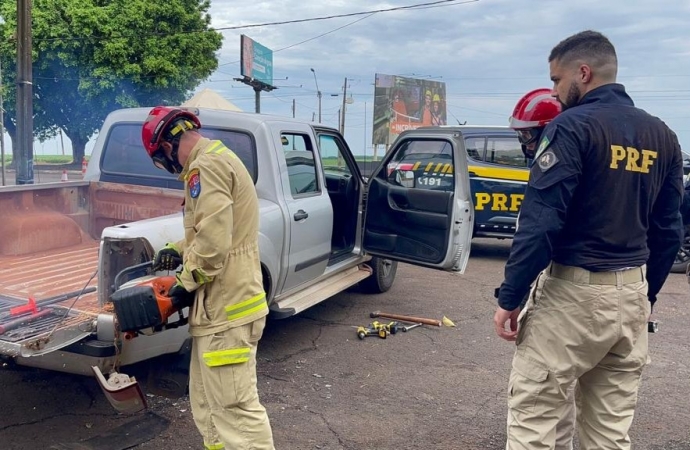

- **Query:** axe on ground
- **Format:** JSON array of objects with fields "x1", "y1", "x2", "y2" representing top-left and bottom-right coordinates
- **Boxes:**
[{"x1": 370, "y1": 310, "x2": 442, "y2": 327}]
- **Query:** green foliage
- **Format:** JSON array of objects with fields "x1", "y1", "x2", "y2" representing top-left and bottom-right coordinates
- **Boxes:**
[
  {"x1": 1, "y1": 155, "x2": 77, "y2": 164},
  {"x1": 0, "y1": 0, "x2": 222, "y2": 163}
]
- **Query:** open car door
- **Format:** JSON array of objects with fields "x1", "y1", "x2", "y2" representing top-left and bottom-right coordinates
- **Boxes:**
[{"x1": 363, "y1": 129, "x2": 473, "y2": 272}]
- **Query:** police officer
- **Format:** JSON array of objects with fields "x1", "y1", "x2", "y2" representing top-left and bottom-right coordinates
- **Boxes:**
[
  {"x1": 508, "y1": 89, "x2": 576, "y2": 450},
  {"x1": 494, "y1": 30, "x2": 683, "y2": 449},
  {"x1": 142, "y1": 107, "x2": 274, "y2": 450}
]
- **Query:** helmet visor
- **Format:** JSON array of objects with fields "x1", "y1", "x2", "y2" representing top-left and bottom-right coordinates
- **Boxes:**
[
  {"x1": 515, "y1": 127, "x2": 542, "y2": 146},
  {"x1": 151, "y1": 149, "x2": 176, "y2": 174}
]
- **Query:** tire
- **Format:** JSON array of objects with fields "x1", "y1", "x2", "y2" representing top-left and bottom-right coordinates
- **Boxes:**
[
  {"x1": 359, "y1": 257, "x2": 398, "y2": 293},
  {"x1": 670, "y1": 233, "x2": 690, "y2": 274}
]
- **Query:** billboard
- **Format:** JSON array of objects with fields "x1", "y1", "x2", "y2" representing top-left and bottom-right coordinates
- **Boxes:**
[
  {"x1": 240, "y1": 34, "x2": 274, "y2": 86},
  {"x1": 372, "y1": 73, "x2": 447, "y2": 146}
]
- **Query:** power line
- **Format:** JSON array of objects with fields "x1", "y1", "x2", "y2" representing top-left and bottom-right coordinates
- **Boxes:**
[
  {"x1": 215, "y1": 12, "x2": 378, "y2": 72},
  {"x1": 33, "y1": 0, "x2": 479, "y2": 43}
]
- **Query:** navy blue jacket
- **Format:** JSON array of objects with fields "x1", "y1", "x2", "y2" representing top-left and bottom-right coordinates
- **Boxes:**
[{"x1": 498, "y1": 83, "x2": 684, "y2": 311}]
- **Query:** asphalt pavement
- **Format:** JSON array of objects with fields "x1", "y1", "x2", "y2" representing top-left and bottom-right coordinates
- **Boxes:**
[{"x1": 0, "y1": 239, "x2": 689, "y2": 449}]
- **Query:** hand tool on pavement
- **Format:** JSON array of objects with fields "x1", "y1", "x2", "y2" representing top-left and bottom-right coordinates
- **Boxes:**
[
  {"x1": 356, "y1": 321, "x2": 399, "y2": 339},
  {"x1": 402, "y1": 323, "x2": 423, "y2": 332},
  {"x1": 648, "y1": 320, "x2": 659, "y2": 333},
  {"x1": 356, "y1": 324, "x2": 387, "y2": 339},
  {"x1": 370, "y1": 310, "x2": 442, "y2": 327}
]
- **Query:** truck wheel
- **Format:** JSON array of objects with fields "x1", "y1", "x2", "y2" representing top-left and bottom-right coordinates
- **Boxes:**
[{"x1": 359, "y1": 257, "x2": 397, "y2": 294}]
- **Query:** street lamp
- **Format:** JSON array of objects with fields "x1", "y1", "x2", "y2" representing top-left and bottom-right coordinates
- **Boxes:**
[{"x1": 310, "y1": 68, "x2": 322, "y2": 123}]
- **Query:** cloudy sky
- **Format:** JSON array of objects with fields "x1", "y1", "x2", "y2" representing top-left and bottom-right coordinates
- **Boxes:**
[{"x1": 192, "y1": 0, "x2": 690, "y2": 156}]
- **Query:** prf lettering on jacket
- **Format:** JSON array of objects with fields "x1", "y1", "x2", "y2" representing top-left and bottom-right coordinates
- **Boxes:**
[
  {"x1": 475, "y1": 192, "x2": 524, "y2": 211},
  {"x1": 610, "y1": 145, "x2": 658, "y2": 173}
]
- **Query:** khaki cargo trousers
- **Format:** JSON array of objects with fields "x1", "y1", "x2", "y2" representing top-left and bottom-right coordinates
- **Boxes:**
[
  {"x1": 506, "y1": 262, "x2": 650, "y2": 450},
  {"x1": 190, "y1": 317, "x2": 275, "y2": 450}
]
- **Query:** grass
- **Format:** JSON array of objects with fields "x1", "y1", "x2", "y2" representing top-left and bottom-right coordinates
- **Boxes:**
[{"x1": 1, "y1": 155, "x2": 88, "y2": 165}]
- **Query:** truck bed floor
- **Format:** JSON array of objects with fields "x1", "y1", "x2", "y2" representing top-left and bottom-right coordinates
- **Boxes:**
[{"x1": 0, "y1": 240, "x2": 100, "y2": 314}]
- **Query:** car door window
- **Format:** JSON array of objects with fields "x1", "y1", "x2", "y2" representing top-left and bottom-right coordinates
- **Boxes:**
[
  {"x1": 318, "y1": 134, "x2": 352, "y2": 176},
  {"x1": 384, "y1": 139, "x2": 454, "y2": 191},
  {"x1": 282, "y1": 133, "x2": 320, "y2": 196},
  {"x1": 465, "y1": 137, "x2": 485, "y2": 161},
  {"x1": 484, "y1": 137, "x2": 527, "y2": 168}
]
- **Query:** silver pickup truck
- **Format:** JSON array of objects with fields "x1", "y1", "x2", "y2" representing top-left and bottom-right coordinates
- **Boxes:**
[{"x1": 0, "y1": 107, "x2": 474, "y2": 391}]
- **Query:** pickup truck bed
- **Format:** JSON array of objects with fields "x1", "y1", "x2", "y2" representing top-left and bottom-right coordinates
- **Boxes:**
[
  {"x1": 0, "y1": 181, "x2": 183, "y2": 354},
  {"x1": 0, "y1": 240, "x2": 100, "y2": 309}
]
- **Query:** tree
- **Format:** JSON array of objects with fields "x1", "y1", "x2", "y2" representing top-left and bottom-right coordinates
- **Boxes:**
[{"x1": 0, "y1": 0, "x2": 222, "y2": 165}]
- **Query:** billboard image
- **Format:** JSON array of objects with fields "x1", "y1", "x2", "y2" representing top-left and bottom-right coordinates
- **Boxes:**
[
  {"x1": 372, "y1": 73, "x2": 447, "y2": 146},
  {"x1": 240, "y1": 34, "x2": 274, "y2": 86}
]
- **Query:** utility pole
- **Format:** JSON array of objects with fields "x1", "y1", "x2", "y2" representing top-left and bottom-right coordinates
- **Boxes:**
[
  {"x1": 253, "y1": 86, "x2": 261, "y2": 113},
  {"x1": 0, "y1": 57, "x2": 5, "y2": 186},
  {"x1": 16, "y1": 0, "x2": 32, "y2": 183},
  {"x1": 16, "y1": 0, "x2": 33, "y2": 184},
  {"x1": 363, "y1": 102, "x2": 367, "y2": 161},
  {"x1": 340, "y1": 77, "x2": 348, "y2": 134},
  {"x1": 310, "y1": 68, "x2": 321, "y2": 123},
  {"x1": 292, "y1": 99, "x2": 295, "y2": 118}
]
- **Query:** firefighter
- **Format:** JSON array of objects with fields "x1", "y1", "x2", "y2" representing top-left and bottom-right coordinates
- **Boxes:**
[
  {"x1": 509, "y1": 88, "x2": 562, "y2": 162},
  {"x1": 507, "y1": 89, "x2": 576, "y2": 450},
  {"x1": 141, "y1": 106, "x2": 274, "y2": 450},
  {"x1": 495, "y1": 30, "x2": 683, "y2": 449}
]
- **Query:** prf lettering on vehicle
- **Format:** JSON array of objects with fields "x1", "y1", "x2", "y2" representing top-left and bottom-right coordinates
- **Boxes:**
[
  {"x1": 474, "y1": 192, "x2": 524, "y2": 211},
  {"x1": 610, "y1": 145, "x2": 657, "y2": 173}
]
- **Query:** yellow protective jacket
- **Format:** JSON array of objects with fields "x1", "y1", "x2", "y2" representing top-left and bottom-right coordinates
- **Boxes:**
[{"x1": 175, "y1": 137, "x2": 267, "y2": 337}]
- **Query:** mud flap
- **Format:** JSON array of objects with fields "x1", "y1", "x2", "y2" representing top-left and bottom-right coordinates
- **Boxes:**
[{"x1": 92, "y1": 366, "x2": 148, "y2": 414}]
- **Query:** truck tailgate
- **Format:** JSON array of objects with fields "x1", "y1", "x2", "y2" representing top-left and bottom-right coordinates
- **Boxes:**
[{"x1": 0, "y1": 240, "x2": 101, "y2": 356}]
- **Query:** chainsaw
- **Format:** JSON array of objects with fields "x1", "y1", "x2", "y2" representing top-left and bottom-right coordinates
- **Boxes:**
[
  {"x1": 92, "y1": 262, "x2": 192, "y2": 415},
  {"x1": 109, "y1": 262, "x2": 190, "y2": 337}
]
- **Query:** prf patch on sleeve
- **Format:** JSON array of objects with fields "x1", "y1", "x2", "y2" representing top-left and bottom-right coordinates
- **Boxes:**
[
  {"x1": 537, "y1": 150, "x2": 559, "y2": 172},
  {"x1": 187, "y1": 168, "x2": 201, "y2": 198}
]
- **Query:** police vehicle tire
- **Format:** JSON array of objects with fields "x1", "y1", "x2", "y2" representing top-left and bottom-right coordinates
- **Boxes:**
[{"x1": 360, "y1": 257, "x2": 398, "y2": 294}]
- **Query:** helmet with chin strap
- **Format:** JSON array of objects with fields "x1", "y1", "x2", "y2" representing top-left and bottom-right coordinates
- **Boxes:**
[{"x1": 141, "y1": 106, "x2": 201, "y2": 174}]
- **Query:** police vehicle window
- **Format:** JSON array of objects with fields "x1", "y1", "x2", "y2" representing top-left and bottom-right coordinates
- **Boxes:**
[
  {"x1": 465, "y1": 137, "x2": 485, "y2": 161},
  {"x1": 102, "y1": 124, "x2": 258, "y2": 183},
  {"x1": 318, "y1": 134, "x2": 352, "y2": 176},
  {"x1": 384, "y1": 139, "x2": 454, "y2": 191},
  {"x1": 282, "y1": 133, "x2": 320, "y2": 196},
  {"x1": 484, "y1": 137, "x2": 527, "y2": 168},
  {"x1": 198, "y1": 128, "x2": 257, "y2": 182}
]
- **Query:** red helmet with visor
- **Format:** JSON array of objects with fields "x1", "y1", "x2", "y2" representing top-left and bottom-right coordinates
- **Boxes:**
[
  {"x1": 141, "y1": 106, "x2": 201, "y2": 173},
  {"x1": 509, "y1": 88, "x2": 561, "y2": 147}
]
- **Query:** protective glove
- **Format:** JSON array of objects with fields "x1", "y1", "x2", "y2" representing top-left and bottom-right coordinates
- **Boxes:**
[
  {"x1": 153, "y1": 243, "x2": 182, "y2": 271},
  {"x1": 168, "y1": 282, "x2": 196, "y2": 310}
]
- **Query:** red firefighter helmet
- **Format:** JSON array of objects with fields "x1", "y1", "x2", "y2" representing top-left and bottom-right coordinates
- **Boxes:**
[
  {"x1": 141, "y1": 106, "x2": 201, "y2": 157},
  {"x1": 509, "y1": 88, "x2": 561, "y2": 147}
]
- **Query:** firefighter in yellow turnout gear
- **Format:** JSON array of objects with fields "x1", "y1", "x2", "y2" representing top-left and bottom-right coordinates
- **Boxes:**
[{"x1": 142, "y1": 107, "x2": 274, "y2": 450}]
